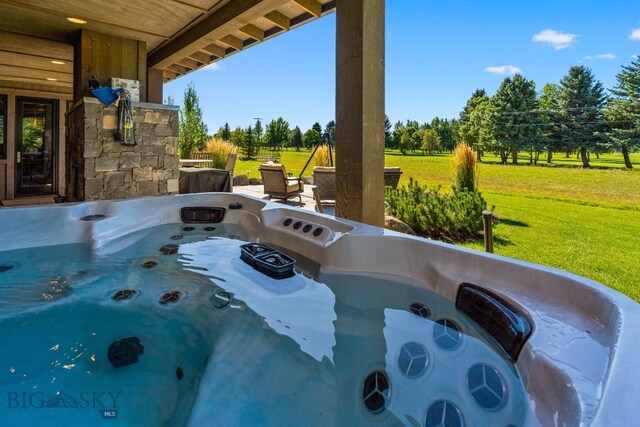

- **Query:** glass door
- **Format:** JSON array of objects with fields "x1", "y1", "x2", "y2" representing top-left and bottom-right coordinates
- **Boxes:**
[{"x1": 15, "y1": 97, "x2": 57, "y2": 196}]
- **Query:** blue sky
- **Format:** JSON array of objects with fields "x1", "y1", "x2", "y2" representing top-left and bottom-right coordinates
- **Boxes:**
[{"x1": 164, "y1": 0, "x2": 640, "y2": 133}]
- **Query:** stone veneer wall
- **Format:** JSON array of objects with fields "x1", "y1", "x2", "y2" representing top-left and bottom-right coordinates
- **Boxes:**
[{"x1": 66, "y1": 98, "x2": 179, "y2": 202}]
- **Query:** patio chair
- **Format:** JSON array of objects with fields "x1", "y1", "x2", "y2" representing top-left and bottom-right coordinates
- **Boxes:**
[
  {"x1": 312, "y1": 166, "x2": 336, "y2": 213},
  {"x1": 384, "y1": 167, "x2": 403, "y2": 189},
  {"x1": 224, "y1": 153, "x2": 237, "y2": 190},
  {"x1": 258, "y1": 163, "x2": 304, "y2": 204}
]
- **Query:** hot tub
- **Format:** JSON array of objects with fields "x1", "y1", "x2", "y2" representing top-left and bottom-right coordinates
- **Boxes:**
[{"x1": 0, "y1": 194, "x2": 638, "y2": 426}]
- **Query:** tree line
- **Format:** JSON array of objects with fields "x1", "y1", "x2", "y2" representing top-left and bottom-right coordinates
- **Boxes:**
[
  {"x1": 212, "y1": 119, "x2": 336, "y2": 159},
  {"x1": 453, "y1": 58, "x2": 640, "y2": 168},
  {"x1": 176, "y1": 57, "x2": 639, "y2": 168}
]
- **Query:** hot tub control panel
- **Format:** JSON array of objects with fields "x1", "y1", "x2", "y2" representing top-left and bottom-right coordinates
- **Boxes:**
[{"x1": 280, "y1": 217, "x2": 329, "y2": 241}]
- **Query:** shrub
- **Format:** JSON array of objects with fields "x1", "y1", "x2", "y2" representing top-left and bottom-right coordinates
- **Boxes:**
[
  {"x1": 204, "y1": 137, "x2": 237, "y2": 169},
  {"x1": 452, "y1": 142, "x2": 477, "y2": 192},
  {"x1": 313, "y1": 144, "x2": 333, "y2": 166},
  {"x1": 385, "y1": 178, "x2": 491, "y2": 242}
]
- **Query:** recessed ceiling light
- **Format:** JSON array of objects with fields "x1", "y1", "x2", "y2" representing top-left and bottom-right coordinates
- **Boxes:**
[
  {"x1": 66, "y1": 17, "x2": 87, "y2": 24},
  {"x1": 50, "y1": 60, "x2": 65, "y2": 65},
  {"x1": 46, "y1": 78, "x2": 58, "y2": 81}
]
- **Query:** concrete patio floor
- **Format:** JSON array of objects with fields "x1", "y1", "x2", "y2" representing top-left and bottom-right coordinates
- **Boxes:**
[{"x1": 232, "y1": 184, "x2": 319, "y2": 212}]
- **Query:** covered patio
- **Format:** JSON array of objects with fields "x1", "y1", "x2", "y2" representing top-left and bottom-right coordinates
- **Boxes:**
[{"x1": 0, "y1": 0, "x2": 386, "y2": 226}]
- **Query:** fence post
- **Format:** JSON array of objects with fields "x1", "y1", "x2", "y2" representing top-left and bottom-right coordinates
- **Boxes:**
[{"x1": 482, "y1": 210, "x2": 493, "y2": 253}]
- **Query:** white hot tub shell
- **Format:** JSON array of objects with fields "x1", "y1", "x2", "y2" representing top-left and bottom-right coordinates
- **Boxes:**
[{"x1": 0, "y1": 193, "x2": 638, "y2": 426}]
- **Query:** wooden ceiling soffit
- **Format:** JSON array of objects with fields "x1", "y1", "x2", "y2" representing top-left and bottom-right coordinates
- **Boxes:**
[
  {"x1": 187, "y1": 51, "x2": 213, "y2": 63},
  {"x1": 291, "y1": 0, "x2": 322, "y2": 17},
  {"x1": 0, "y1": 30, "x2": 73, "y2": 61},
  {"x1": 148, "y1": 0, "x2": 290, "y2": 69},
  {"x1": 239, "y1": 24, "x2": 264, "y2": 41},
  {"x1": 175, "y1": 57, "x2": 199, "y2": 70},
  {"x1": 0, "y1": 51, "x2": 73, "y2": 74},
  {"x1": 163, "y1": 68, "x2": 178, "y2": 78},
  {"x1": 219, "y1": 35, "x2": 244, "y2": 51},
  {"x1": 201, "y1": 43, "x2": 226, "y2": 58},
  {"x1": 264, "y1": 10, "x2": 290, "y2": 30},
  {"x1": 0, "y1": 64, "x2": 72, "y2": 84},
  {"x1": 167, "y1": 64, "x2": 188, "y2": 75}
]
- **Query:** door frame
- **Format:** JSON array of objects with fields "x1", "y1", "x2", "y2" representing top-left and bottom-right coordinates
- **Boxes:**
[{"x1": 14, "y1": 96, "x2": 59, "y2": 197}]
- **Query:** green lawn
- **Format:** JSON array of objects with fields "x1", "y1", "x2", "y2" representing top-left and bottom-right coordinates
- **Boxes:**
[{"x1": 236, "y1": 150, "x2": 640, "y2": 301}]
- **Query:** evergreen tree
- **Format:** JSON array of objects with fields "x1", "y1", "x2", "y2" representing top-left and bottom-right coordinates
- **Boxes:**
[
  {"x1": 178, "y1": 83, "x2": 208, "y2": 158},
  {"x1": 241, "y1": 125, "x2": 258, "y2": 159},
  {"x1": 254, "y1": 119, "x2": 264, "y2": 146},
  {"x1": 165, "y1": 96, "x2": 175, "y2": 105},
  {"x1": 539, "y1": 83, "x2": 564, "y2": 163},
  {"x1": 489, "y1": 74, "x2": 542, "y2": 165},
  {"x1": 458, "y1": 89, "x2": 491, "y2": 161},
  {"x1": 324, "y1": 120, "x2": 336, "y2": 144},
  {"x1": 312, "y1": 122, "x2": 323, "y2": 136},
  {"x1": 291, "y1": 126, "x2": 303, "y2": 151},
  {"x1": 384, "y1": 115, "x2": 394, "y2": 148},
  {"x1": 557, "y1": 66, "x2": 607, "y2": 168},
  {"x1": 604, "y1": 56, "x2": 640, "y2": 168},
  {"x1": 215, "y1": 123, "x2": 231, "y2": 141}
]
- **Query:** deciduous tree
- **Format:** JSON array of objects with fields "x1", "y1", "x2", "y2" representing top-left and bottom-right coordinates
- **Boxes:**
[
  {"x1": 421, "y1": 128, "x2": 441, "y2": 154},
  {"x1": 265, "y1": 118, "x2": 290, "y2": 151},
  {"x1": 303, "y1": 128, "x2": 321, "y2": 149}
]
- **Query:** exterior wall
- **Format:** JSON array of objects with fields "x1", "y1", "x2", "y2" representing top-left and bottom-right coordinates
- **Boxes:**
[
  {"x1": 65, "y1": 97, "x2": 179, "y2": 202},
  {"x1": 0, "y1": 88, "x2": 70, "y2": 201},
  {"x1": 74, "y1": 30, "x2": 147, "y2": 103}
]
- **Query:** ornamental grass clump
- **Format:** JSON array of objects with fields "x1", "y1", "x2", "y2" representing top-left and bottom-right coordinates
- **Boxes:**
[
  {"x1": 452, "y1": 142, "x2": 477, "y2": 192},
  {"x1": 385, "y1": 178, "x2": 490, "y2": 242},
  {"x1": 313, "y1": 144, "x2": 332, "y2": 167},
  {"x1": 204, "y1": 137, "x2": 237, "y2": 169}
]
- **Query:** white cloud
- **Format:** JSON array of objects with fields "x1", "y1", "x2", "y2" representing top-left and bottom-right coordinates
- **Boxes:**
[
  {"x1": 633, "y1": 54, "x2": 639, "y2": 59},
  {"x1": 532, "y1": 29, "x2": 577, "y2": 50},
  {"x1": 484, "y1": 65, "x2": 522, "y2": 75},
  {"x1": 630, "y1": 28, "x2": 640, "y2": 40},
  {"x1": 203, "y1": 63, "x2": 221, "y2": 71},
  {"x1": 584, "y1": 53, "x2": 617, "y2": 60}
]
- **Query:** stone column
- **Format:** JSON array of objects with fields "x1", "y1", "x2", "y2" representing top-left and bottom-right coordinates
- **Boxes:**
[{"x1": 65, "y1": 98, "x2": 179, "y2": 202}]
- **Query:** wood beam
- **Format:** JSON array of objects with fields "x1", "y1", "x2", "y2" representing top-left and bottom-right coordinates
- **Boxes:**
[
  {"x1": 147, "y1": 67, "x2": 164, "y2": 104},
  {"x1": 292, "y1": 0, "x2": 322, "y2": 17},
  {"x1": 176, "y1": 57, "x2": 199, "y2": 70},
  {"x1": 0, "y1": 74, "x2": 72, "y2": 88},
  {"x1": 335, "y1": 0, "x2": 385, "y2": 226},
  {"x1": 239, "y1": 24, "x2": 265, "y2": 41},
  {"x1": 147, "y1": 0, "x2": 289, "y2": 69},
  {"x1": 201, "y1": 43, "x2": 226, "y2": 58},
  {"x1": 167, "y1": 64, "x2": 188, "y2": 75},
  {"x1": 188, "y1": 51, "x2": 213, "y2": 63},
  {"x1": 219, "y1": 35, "x2": 244, "y2": 51},
  {"x1": 0, "y1": 30, "x2": 73, "y2": 61},
  {"x1": 0, "y1": 51, "x2": 73, "y2": 74},
  {"x1": 264, "y1": 10, "x2": 290, "y2": 30},
  {"x1": 163, "y1": 68, "x2": 179, "y2": 77},
  {"x1": 0, "y1": 64, "x2": 72, "y2": 84}
]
